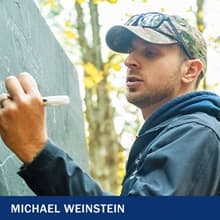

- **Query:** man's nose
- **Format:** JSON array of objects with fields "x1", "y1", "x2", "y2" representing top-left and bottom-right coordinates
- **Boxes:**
[{"x1": 124, "y1": 53, "x2": 140, "y2": 69}]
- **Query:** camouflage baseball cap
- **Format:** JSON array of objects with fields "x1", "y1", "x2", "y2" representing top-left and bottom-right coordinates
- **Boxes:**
[{"x1": 106, "y1": 12, "x2": 207, "y2": 74}]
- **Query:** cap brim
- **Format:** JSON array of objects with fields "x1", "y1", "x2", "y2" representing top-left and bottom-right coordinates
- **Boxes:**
[{"x1": 106, "y1": 25, "x2": 177, "y2": 53}]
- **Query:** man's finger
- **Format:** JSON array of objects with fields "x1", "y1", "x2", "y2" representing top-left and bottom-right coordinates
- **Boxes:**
[
  {"x1": 0, "y1": 93, "x2": 10, "y2": 108},
  {"x1": 5, "y1": 76, "x2": 25, "y2": 101},
  {"x1": 18, "y1": 72, "x2": 41, "y2": 96}
]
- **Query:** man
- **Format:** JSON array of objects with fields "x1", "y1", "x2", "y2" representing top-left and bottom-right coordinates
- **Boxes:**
[{"x1": 0, "y1": 12, "x2": 220, "y2": 195}]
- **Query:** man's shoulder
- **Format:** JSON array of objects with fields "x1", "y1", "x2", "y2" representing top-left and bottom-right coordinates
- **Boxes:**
[{"x1": 169, "y1": 112, "x2": 220, "y2": 137}]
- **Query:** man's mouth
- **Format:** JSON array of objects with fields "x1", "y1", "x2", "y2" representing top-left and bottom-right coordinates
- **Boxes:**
[{"x1": 126, "y1": 76, "x2": 144, "y2": 88}]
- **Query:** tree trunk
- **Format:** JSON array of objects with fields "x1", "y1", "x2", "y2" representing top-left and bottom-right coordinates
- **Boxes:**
[
  {"x1": 75, "y1": 0, "x2": 123, "y2": 193},
  {"x1": 196, "y1": 0, "x2": 206, "y2": 89}
]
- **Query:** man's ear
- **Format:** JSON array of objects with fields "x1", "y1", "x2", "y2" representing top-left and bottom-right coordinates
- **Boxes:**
[{"x1": 181, "y1": 59, "x2": 203, "y2": 84}]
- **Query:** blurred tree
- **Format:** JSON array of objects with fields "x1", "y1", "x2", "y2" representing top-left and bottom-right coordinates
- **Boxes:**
[
  {"x1": 37, "y1": 0, "x2": 130, "y2": 194},
  {"x1": 74, "y1": 0, "x2": 124, "y2": 193},
  {"x1": 195, "y1": 0, "x2": 207, "y2": 89}
]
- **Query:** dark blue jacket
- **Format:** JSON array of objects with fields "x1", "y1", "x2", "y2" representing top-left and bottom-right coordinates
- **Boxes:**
[{"x1": 19, "y1": 91, "x2": 220, "y2": 195}]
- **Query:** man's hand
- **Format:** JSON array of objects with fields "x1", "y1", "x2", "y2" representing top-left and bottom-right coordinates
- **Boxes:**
[{"x1": 0, "y1": 72, "x2": 48, "y2": 163}]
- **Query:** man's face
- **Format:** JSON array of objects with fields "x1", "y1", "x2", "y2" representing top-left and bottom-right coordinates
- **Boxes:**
[{"x1": 124, "y1": 37, "x2": 185, "y2": 115}]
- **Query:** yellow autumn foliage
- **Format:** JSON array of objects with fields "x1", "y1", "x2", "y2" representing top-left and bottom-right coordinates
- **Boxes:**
[
  {"x1": 110, "y1": 63, "x2": 121, "y2": 71},
  {"x1": 40, "y1": 0, "x2": 58, "y2": 8},
  {"x1": 160, "y1": 7, "x2": 165, "y2": 12},
  {"x1": 197, "y1": 10, "x2": 203, "y2": 19},
  {"x1": 76, "y1": 0, "x2": 86, "y2": 4},
  {"x1": 209, "y1": 36, "x2": 216, "y2": 41},
  {"x1": 77, "y1": 0, "x2": 118, "y2": 4},
  {"x1": 84, "y1": 63, "x2": 104, "y2": 88},
  {"x1": 209, "y1": 36, "x2": 220, "y2": 44},
  {"x1": 108, "y1": 0, "x2": 118, "y2": 3},
  {"x1": 93, "y1": 0, "x2": 99, "y2": 4},
  {"x1": 64, "y1": 30, "x2": 78, "y2": 39},
  {"x1": 104, "y1": 62, "x2": 121, "y2": 73},
  {"x1": 65, "y1": 20, "x2": 72, "y2": 28},
  {"x1": 83, "y1": 60, "x2": 121, "y2": 89},
  {"x1": 198, "y1": 24, "x2": 205, "y2": 32},
  {"x1": 117, "y1": 151, "x2": 126, "y2": 182},
  {"x1": 105, "y1": 83, "x2": 116, "y2": 92}
]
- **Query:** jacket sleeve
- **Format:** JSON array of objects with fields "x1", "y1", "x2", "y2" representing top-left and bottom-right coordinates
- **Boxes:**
[
  {"x1": 18, "y1": 140, "x2": 110, "y2": 196},
  {"x1": 122, "y1": 122, "x2": 220, "y2": 196}
]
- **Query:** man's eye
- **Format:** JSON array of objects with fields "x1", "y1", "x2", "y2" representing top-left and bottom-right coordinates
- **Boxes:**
[{"x1": 144, "y1": 51, "x2": 156, "y2": 57}]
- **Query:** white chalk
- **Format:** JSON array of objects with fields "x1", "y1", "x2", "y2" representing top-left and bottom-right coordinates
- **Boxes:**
[{"x1": 42, "y1": 95, "x2": 70, "y2": 106}]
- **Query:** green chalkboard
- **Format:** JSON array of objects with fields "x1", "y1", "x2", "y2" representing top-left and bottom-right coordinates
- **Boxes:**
[{"x1": 0, "y1": 0, "x2": 88, "y2": 195}]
